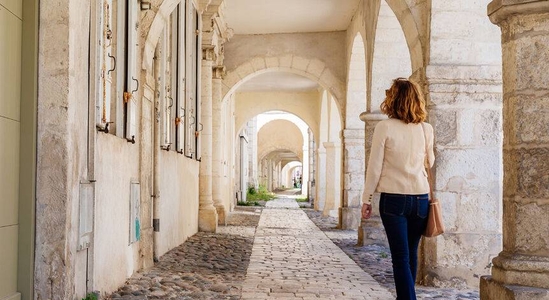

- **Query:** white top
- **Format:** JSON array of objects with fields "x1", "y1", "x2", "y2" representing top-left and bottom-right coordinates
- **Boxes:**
[{"x1": 362, "y1": 118, "x2": 435, "y2": 203}]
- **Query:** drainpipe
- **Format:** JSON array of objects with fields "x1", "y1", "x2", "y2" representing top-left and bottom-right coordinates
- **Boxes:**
[{"x1": 152, "y1": 45, "x2": 161, "y2": 262}]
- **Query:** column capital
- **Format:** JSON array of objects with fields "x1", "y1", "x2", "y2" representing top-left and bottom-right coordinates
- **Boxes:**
[
  {"x1": 359, "y1": 112, "x2": 387, "y2": 123},
  {"x1": 322, "y1": 142, "x2": 340, "y2": 149},
  {"x1": 203, "y1": 46, "x2": 217, "y2": 62},
  {"x1": 213, "y1": 65, "x2": 226, "y2": 79},
  {"x1": 488, "y1": 0, "x2": 549, "y2": 25}
]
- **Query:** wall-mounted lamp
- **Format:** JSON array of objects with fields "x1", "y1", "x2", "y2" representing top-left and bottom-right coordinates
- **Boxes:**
[{"x1": 141, "y1": 0, "x2": 151, "y2": 11}]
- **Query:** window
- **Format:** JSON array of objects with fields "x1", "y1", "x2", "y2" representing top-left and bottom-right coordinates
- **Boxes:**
[
  {"x1": 91, "y1": 0, "x2": 139, "y2": 143},
  {"x1": 158, "y1": 1, "x2": 201, "y2": 159},
  {"x1": 159, "y1": 4, "x2": 189, "y2": 153},
  {"x1": 124, "y1": 0, "x2": 139, "y2": 143},
  {"x1": 92, "y1": 0, "x2": 115, "y2": 132},
  {"x1": 184, "y1": 0, "x2": 201, "y2": 159}
]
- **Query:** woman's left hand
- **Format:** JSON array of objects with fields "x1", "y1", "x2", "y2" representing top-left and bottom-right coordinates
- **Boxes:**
[{"x1": 361, "y1": 203, "x2": 372, "y2": 219}]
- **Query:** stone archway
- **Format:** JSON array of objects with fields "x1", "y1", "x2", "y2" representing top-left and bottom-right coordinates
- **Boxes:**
[
  {"x1": 222, "y1": 57, "x2": 346, "y2": 113},
  {"x1": 384, "y1": 0, "x2": 426, "y2": 74}
]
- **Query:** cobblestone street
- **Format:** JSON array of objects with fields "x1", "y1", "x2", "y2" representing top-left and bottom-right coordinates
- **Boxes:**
[{"x1": 108, "y1": 196, "x2": 481, "y2": 299}]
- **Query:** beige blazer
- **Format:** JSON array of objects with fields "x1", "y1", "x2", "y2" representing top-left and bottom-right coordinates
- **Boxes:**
[{"x1": 362, "y1": 118, "x2": 435, "y2": 204}]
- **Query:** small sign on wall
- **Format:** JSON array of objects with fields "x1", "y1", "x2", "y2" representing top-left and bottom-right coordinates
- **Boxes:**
[
  {"x1": 78, "y1": 182, "x2": 94, "y2": 251},
  {"x1": 129, "y1": 181, "x2": 140, "y2": 244}
]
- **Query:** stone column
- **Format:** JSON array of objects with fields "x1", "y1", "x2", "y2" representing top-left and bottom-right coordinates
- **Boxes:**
[
  {"x1": 420, "y1": 0, "x2": 504, "y2": 288},
  {"x1": 309, "y1": 130, "x2": 316, "y2": 203},
  {"x1": 340, "y1": 129, "x2": 366, "y2": 229},
  {"x1": 480, "y1": 2, "x2": 549, "y2": 299},
  {"x1": 212, "y1": 65, "x2": 226, "y2": 225},
  {"x1": 302, "y1": 146, "x2": 309, "y2": 196},
  {"x1": 357, "y1": 113, "x2": 388, "y2": 247},
  {"x1": 315, "y1": 146, "x2": 327, "y2": 211},
  {"x1": 323, "y1": 142, "x2": 340, "y2": 218},
  {"x1": 198, "y1": 53, "x2": 218, "y2": 232}
]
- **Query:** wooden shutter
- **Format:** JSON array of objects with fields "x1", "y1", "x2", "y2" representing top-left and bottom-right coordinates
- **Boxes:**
[
  {"x1": 124, "y1": 0, "x2": 139, "y2": 143},
  {"x1": 184, "y1": 1, "x2": 196, "y2": 158},
  {"x1": 95, "y1": 0, "x2": 114, "y2": 130},
  {"x1": 175, "y1": 4, "x2": 186, "y2": 153},
  {"x1": 195, "y1": 12, "x2": 202, "y2": 161},
  {"x1": 159, "y1": 28, "x2": 169, "y2": 148}
]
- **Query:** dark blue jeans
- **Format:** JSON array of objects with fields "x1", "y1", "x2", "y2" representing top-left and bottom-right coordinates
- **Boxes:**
[{"x1": 379, "y1": 192, "x2": 429, "y2": 300}]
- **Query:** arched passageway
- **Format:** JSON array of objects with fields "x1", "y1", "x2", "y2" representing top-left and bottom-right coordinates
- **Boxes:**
[{"x1": 12, "y1": 0, "x2": 549, "y2": 299}]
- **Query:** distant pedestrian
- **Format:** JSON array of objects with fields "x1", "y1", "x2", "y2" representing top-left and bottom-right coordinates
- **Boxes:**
[{"x1": 361, "y1": 78, "x2": 435, "y2": 300}]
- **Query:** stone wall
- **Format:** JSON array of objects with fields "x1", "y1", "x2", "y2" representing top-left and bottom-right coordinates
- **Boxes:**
[{"x1": 35, "y1": 0, "x2": 213, "y2": 297}]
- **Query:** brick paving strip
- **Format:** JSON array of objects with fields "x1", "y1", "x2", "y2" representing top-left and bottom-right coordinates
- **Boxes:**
[{"x1": 241, "y1": 198, "x2": 394, "y2": 300}]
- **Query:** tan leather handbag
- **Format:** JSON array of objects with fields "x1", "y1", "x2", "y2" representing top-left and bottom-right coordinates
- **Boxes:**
[{"x1": 421, "y1": 123, "x2": 445, "y2": 237}]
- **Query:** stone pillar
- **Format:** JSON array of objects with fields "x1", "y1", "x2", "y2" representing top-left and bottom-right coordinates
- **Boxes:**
[
  {"x1": 302, "y1": 146, "x2": 309, "y2": 196},
  {"x1": 309, "y1": 130, "x2": 316, "y2": 203},
  {"x1": 323, "y1": 142, "x2": 340, "y2": 218},
  {"x1": 480, "y1": 2, "x2": 549, "y2": 299},
  {"x1": 340, "y1": 129, "x2": 366, "y2": 229},
  {"x1": 357, "y1": 112, "x2": 388, "y2": 247},
  {"x1": 421, "y1": 0, "x2": 504, "y2": 288},
  {"x1": 212, "y1": 66, "x2": 226, "y2": 225},
  {"x1": 198, "y1": 55, "x2": 218, "y2": 232},
  {"x1": 315, "y1": 146, "x2": 327, "y2": 211}
]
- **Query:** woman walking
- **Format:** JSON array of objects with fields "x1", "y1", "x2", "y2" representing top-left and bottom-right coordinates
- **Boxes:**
[{"x1": 361, "y1": 78, "x2": 435, "y2": 300}]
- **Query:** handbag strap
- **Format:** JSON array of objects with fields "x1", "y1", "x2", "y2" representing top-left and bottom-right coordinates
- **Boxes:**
[{"x1": 420, "y1": 123, "x2": 436, "y2": 202}]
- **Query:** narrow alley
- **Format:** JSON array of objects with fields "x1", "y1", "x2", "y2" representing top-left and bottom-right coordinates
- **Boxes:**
[{"x1": 107, "y1": 195, "x2": 479, "y2": 299}]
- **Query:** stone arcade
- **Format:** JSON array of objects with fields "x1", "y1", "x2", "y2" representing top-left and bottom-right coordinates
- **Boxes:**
[{"x1": 0, "y1": 0, "x2": 548, "y2": 299}]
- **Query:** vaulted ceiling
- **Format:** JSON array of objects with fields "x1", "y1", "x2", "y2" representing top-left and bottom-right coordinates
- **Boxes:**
[
  {"x1": 224, "y1": 0, "x2": 359, "y2": 93},
  {"x1": 224, "y1": 0, "x2": 361, "y2": 35}
]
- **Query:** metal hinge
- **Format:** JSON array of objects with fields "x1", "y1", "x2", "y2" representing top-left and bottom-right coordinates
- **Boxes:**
[{"x1": 123, "y1": 91, "x2": 132, "y2": 103}]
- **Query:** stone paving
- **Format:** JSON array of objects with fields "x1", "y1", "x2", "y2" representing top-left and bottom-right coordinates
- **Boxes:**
[
  {"x1": 241, "y1": 199, "x2": 393, "y2": 299},
  {"x1": 304, "y1": 208, "x2": 481, "y2": 300},
  {"x1": 106, "y1": 208, "x2": 261, "y2": 300},
  {"x1": 107, "y1": 195, "x2": 480, "y2": 299}
]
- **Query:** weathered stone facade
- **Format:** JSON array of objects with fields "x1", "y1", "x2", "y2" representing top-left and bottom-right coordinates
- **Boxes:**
[
  {"x1": 480, "y1": 1, "x2": 549, "y2": 298},
  {"x1": 5, "y1": 0, "x2": 549, "y2": 299}
]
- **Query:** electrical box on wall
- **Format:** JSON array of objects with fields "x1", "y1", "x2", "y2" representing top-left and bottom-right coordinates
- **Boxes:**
[
  {"x1": 78, "y1": 182, "x2": 94, "y2": 251},
  {"x1": 129, "y1": 181, "x2": 141, "y2": 244}
]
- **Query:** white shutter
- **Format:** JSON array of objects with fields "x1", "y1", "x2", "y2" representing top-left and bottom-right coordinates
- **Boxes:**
[
  {"x1": 95, "y1": 0, "x2": 114, "y2": 131},
  {"x1": 176, "y1": 4, "x2": 186, "y2": 153},
  {"x1": 168, "y1": 8, "x2": 177, "y2": 151},
  {"x1": 195, "y1": 13, "x2": 202, "y2": 161},
  {"x1": 159, "y1": 28, "x2": 169, "y2": 148},
  {"x1": 184, "y1": 1, "x2": 196, "y2": 158},
  {"x1": 125, "y1": 0, "x2": 139, "y2": 143}
]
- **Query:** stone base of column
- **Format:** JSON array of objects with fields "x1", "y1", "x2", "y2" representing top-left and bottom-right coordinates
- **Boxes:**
[
  {"x1": 198, "y1": 207, "x2": 218, "y2": 232},
  {"x1": 340, "y1": 207, "x2": 361, "y2": 229},
  {"x1": 480, "y1": 276, "x2": 549, "y2": 300},
  {"x1": 215, "y1": 203, "x2": 226, "y2": 226},
  {"x1": 2, "y1": 292, "x2": 21, "y2": 300},
  {"x1": 356, "y1": 216, "x2": 388, "y2": 247}
]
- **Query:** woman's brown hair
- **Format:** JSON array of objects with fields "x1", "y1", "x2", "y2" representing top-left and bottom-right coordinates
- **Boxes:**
[{"x1": 380, "y1": 78, "x2": 427, "y2": 124}]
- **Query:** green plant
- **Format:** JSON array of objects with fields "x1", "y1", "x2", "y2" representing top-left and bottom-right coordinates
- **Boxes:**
[
  {"x1": 295, "y1": 197, "x2": 308, "y2": 202},
  {"x1": 246, "y1": 184, "x2": 275, "y2": 201},
  {"x1": 237, "y1": 200, "x2": 260, "y2": 206},
  {"x1": 82, "y1": 292, "x2": 99, "y2": 300}
]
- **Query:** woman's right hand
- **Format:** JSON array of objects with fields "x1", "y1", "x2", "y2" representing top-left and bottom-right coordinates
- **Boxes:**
[{"x1": 361, "y1": 203, "x2": 372, "y2": 219}]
